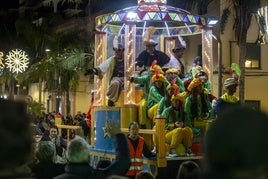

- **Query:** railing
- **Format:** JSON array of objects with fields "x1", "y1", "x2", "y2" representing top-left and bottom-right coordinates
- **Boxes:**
[{"x1": 56, "y1": 124, "x2": 82, "y2": 143}]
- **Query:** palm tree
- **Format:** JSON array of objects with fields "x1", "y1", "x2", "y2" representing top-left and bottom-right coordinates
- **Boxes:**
[
  {"x1": 220, "y1": 0, "x2": 260, "y2": 103},
  {"x1": 56, "y1": 48, "x2": 93, "y2": 114}
]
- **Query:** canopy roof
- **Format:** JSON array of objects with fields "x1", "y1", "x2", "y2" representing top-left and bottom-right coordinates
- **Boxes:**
[{"x1": 95, "y1": 1, "x2": 207, "y2": 36}]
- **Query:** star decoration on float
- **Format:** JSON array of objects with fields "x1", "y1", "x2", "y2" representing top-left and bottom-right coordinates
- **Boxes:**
[
  {"x1": 102, "y1": 120, "x2": 113, "y2": 138},
  {"x1": 5, "y1": 49, "x2": 29, "y2": 74}
]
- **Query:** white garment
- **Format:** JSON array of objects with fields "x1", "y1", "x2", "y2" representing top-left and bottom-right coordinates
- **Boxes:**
[
  {"x1": 98, "y1": 55, "x2": 116, "y2": 82},
  {"x1": 97, "y1": 56, "x2": 123, "y2": 102},
  {"x1": 163, "y1": 55, "x2": 182, "y2": 71}
]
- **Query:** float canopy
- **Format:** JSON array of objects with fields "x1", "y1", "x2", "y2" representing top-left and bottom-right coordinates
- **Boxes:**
[{"x1": 95, "y1": 0, "x2": 208, "y2": 36}]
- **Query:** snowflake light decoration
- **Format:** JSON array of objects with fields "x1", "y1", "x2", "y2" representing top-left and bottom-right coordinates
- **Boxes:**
[{"x1": 5, "y1": 49, "x2": 29, "y2": 74}]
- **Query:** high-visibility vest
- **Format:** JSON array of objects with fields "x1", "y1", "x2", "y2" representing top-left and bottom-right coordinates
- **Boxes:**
[{"x1": 126, "y1": 137, "x2": 144, "y2": 176}]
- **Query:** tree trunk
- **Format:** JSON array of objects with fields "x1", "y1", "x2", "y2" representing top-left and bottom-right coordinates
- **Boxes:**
[
  {"x1": 38, "y1": 78, "x2": 42, "y2": 103},
  {"x1": 238, "y1": 30, "x2": 247, "y2": 104},
  {"x1": 66, "y1": 90, "x2": 70, "y2": 115}
]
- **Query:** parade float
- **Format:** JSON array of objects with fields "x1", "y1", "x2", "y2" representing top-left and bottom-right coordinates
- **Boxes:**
[{"x1": 89, "y1": 0, "x2": 215, "y2": 177}]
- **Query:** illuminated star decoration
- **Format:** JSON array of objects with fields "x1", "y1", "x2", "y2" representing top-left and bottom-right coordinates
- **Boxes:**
[
  {"x1": 102, "y1": 120, "x2": 113, "y2": 138},
  {"x1": 0, "y1": 52, "x2": 5, "y2": 75},
  {"x1": 5, "y1": 49, "x2": 29, "y2": 74}
]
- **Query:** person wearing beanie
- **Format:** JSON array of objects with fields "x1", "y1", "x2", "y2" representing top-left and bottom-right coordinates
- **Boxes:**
[
  {"x1": 214, "y1": 77, "x2": 240, "y2": 118},
  {"x1": 84, "y1": 43, "x2": 125, "y2": 107}
]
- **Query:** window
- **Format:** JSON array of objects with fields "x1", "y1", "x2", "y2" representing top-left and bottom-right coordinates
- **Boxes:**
[
  {"x1": 230, "y1": 42, "x2": 261, "y2": 69},
  {"x1": 245, "y1": 43, "x2": 260, "y2": 69}
]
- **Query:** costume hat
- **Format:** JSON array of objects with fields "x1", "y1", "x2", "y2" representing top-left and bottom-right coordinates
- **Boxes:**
[
  {"x1": 150, "y1": 60, "x2": 164, "y2": 74},
  {"x1": 187, "y1": 78, "x2": 202, "y2": 92},
  {"x1": 224, "y1": 78, "x2": 238, "y2": 88},
  {"x1": 165, "y1": 68, "x2": 180, "y2": 75},
  {"x1": 172, "y1": 44, "x2": 186, "y2": 53}
]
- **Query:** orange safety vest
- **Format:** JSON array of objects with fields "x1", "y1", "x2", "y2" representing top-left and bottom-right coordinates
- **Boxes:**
[{"x1": 126, "y1": 137, "x2": 144, "y2": 176}]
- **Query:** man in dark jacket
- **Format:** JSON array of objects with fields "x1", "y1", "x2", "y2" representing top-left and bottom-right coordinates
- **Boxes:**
[
  {"x1": 136, "y1": 39, "x2": 170, "y2": 69},
  {"x1": 53, "y1": 126, "x2": 130, "y2": 179}
]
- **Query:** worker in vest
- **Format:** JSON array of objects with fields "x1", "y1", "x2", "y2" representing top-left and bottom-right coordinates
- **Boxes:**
[{"x1": 126, "y1": 121, "x2": 156, "y2": 178}]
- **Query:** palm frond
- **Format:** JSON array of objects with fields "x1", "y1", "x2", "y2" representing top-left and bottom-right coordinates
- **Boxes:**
[{"x1": 58, "y1": 48, "x2": 92, "y2": 71}]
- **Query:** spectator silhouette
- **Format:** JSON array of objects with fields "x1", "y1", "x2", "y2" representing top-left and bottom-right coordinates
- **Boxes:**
[
  {"x1": 53, "y1": 125, "x2": 130, "y2": 179},
  {"x1": 31, "y1": 141, "x2": 65, "y2": 179},
  {"x1": 49, "y1": 125, "x2": 67, "y2": 157},
  {"x1": 96, "y1": 159, "x2": 112, "y2": 169},
  {"x1": 177, "y1": 160, "x2": 201, "y2": 179},
  {"x1": 202, "y1": 106, "x2": 268, "y2": 179},
  {"x1": 0, "y1": 99, "x2": 34, "y2": 178},
  {"x1": 136, "y1": 170, "x2": 155, "y2": 179}
]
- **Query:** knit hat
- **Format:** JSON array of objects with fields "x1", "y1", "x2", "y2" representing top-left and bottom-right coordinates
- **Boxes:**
[
  {"x1": 187, "y1": 78, "x2": 202, "y2": 92},
  {"x1": 224, "y1": 78, "x2": 238, "y2": 88},
  {"x1": 165, "y1": 68, "x2": 180, "y2": 75},
  {"x1": 151, "y1": 73, "x2": 166, "y2": 83}
]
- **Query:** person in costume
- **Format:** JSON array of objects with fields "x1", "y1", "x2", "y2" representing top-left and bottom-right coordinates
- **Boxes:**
[
  {"x1": 191, "y1": 66, "x2": 212, "y2": 93},
  {"x1": 163, "y1": 44, "x2": 186, "y2": 78},
  {"x1": 192, "y1": 56, "x2": 202, "y2": 68},
  {"x1": 184, "y1": 78, "x2": 212, "y2": 139},
  {"x1": 125, "y1": 121, "x2": 155, "y2": 179},
  {"x1": 214, "y1": 63, "x2": 241, "y2": 118},
  {"x1": 214, "y1": 77, "x2": 240, "y2": 118},
  {"x1": 165, "y1": 68, "x2": 185, "y2": 92},
  {"x1": 84, "y1": 43, "x2": 125, "y2": 106},
  {"x1": 136, "y1": 26, "x2": 170, "y2": 69},
  {"x1": 161, "y1": 89, "x2": 193, "y2": 156},
  {"x1": 129, "y1": 60, "x2": 164, "y2": 128},
  {"x1": 157, "y1": 78, "x2": 180, "y2": 116},
  {"x1": 147, "y1": 72, "x2": 167, "y2": 128}
]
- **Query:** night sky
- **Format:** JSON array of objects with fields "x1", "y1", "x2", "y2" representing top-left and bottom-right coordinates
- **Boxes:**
[{"x1": 0, "y1": 0, "x2": 185, "y2": 13}]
